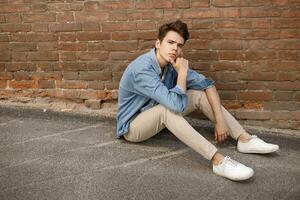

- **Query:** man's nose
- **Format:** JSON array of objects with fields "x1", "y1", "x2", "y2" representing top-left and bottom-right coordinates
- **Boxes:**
[{"x1": 172, "y1": 43, "x2": 178, "y2": 51}]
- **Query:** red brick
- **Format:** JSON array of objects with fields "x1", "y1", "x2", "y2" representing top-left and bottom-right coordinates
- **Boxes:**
[
  {"x1": 0, "y1": 24, "x2": 31, "y2": 33},
  {"x1": 88, "y1": 43, "x2": 104, "y2": 51},
  {"x1": 137, "y1": 21, "x2": 156, "y2": 30},
  {"x1": 0, "y1": 72, "x2": 13, "y2": 80},
  {"x1": 271, "y1": 0, "x2": 300, "y2": 6},
  {"x1": 237, "y1": 92, "x2": 273, "y2": 101},
  {"x1": 241, "y1": 8, "x2": 281, "y2": 17},
  {"x1": 28, "y1": 51, "x2": 58, "y2": 61},
  {"x1": 240, "y1": 72, "x2": 275, "y2": 81},
  {"x1": 190, "y1": 0, "x2": 209, "y2": 7},
  {"x1": 264, "y1": 101, "x2": 300, "y2": 111},
  {"x1": 183, "y1": 9, "x2": 219, "y2": 19},
  {"x1": 212, "y1": 61, "x2": 243, "y2": 71},
  {"x1": 129, "y1": 31, "x2": 156, "y2": 40},
  {"x1": 153, "y1": 0, "x2": 172, "y2": 8},
  {"x1": 27, "y1": 33, "x2": 58, "y2": 42},
  {"x1": 252, "y1": 19, "x2": 271, "y2": 29},
  {"x1": 78, "y1": 52, "x2": 109, "y2": 61},
  {"x1": 274, "y1": 91, "x2": 294, "y2": 101},
  {"x1": 88, "y1": 81, "x2": 105, "y2": 90},
  {"x1": 136, "y1": 0, "x2": 154, "y2": 9},
  {"x1": 62, "y1": 89, "x2": 80, "y2": 100},
  {"x1": 214, "y1": 19, "x2": 251, "y2": 29},
  {"x1": 108, "y1": 11, "x2": 128, "y2": 21},
  {"x1": 219, "y1": 31, "x2": 242, "y2": 39},
  {"x1": 11, "y1": 52, "x2": 26, "y2": 61},
  {"x1": 31, "y1": 72, "x2": 62, "y2": 80},
  {"x1": 49, "y1": 23, "x2": 81, "y2": 32},
  {"x1": 85, "y1": 99, "x2": 101, "y2": 109},
  {"x1": 128, "y1": 10, "x2": 163, "y2": 20},
  {"x1": 38, "y1": 80, "x2": 55, "y2": 89},
  {"x1": 0, "y1": 34, "x2": 9, "y2": 42},
  {"x1": 0, "y1": 4, "x2": 30, "y2": 13},
  {"x1": 211, "y1": 40, "x2": 243, "y2": 50},
  {"x1": 104, "y1": 41, "x2": 138, "y2": 51},
  {"x1": 0, "y1": 63, "x2": 5, "y2": 71},
  {"x1": 9, "y1": 80, "x2": 35, "y2": 89},
  {"x1": 77, "y1": 32, "x2": 110, "y2": 41},
  {"x1": 59, "y1": 52, "x2": 76, "y2": 61},
  {"x1": 79, "y1": 71, "x2": 112, "y2": 81},
  {"x1": 75, "y1": 12, "x2": 109, "y2": 22},
  {"x1": 243, "y1": 30, "x2": 279, "y2": 40},
  {"x1": 102, "y1": 22, "x2": 136, "y2": 31},
  {"x1": 32, "y1": 23, "x2": 48, "y2": 32},
  {"x1": 272, "y1": 19, "x2": 300, "y2": 28},
  {"x1": 59, "y1": 43, "x2": 87, "y2": 51},
  {"x1": 277, "y1": 72, "x2": 297, "y2": 81},
  {"x1": 214, "y1": 71, "x2": 238, "y2": 82},
  {"x1": 31, "y1": 3, "x2": 47, "y2": 12},
  {"x1": 57, "y1": 12, "x2": 74, "y2": 22},
  {"x1": 23, "y1": 13, "x2": 56, "y2": 23},
  {"x1": 277, "y1": 51, "x2": 298, "y2": 60},
  {"x1": 244, "y1": 51, "x2": 276, "y2": 60},
  {"x1": 5, "y1": 14, "x2": 21, "y2": 23},
  {"x1": 269, "y1": 40, "x2": 300, "y2": 50},
  {"x1": 63, "y1": 72, "x2": 79, "y2": 80},
  {"x1": 218, "y1": 51, "x2": 243, "y2": 60},
  {"x1": 190, "y1": 30, "x2": 221, "y2": 39},
  {"x1": 219, "y1": 91, "x2": 237, "y2": 100},
  {"x1": 172, "y1": 0, "x2": 190, "y2": 8},
  {"x1": 191, "y1": 20, "x2": 213, "y2": 29},
  {"x1": 9, "y1": 43, "x2": 37, "y2": 52},
  {"x1": 185, "y1": 51, "x2": 218, "y2": 61},
  {"x1": 236, "y1": 111, "x2": 271, "y2": 120},
  {"x1": 105, "y1": 82, "x2": 119, "y2": 90},
  {"x1": 14, "y1": 71, "x2": 30, "y2": 81},
  {"x1": 279, "y1": 30, "x2": 299, "y2": 39},
  {"x1": 83, "y1": 22, "x2": 100, "y2": 31},
  {"x1": 188, "y1": 39, "x2": 209, "y2": 50},
  {"x1": 281, "y1": 8, "x2": 300, "y2": 17},
  {"x1": 138, "y1": 40, "x2": 156, "y2": 50},
  {"x1": 0, "y1": 80, "x2": 6, "y2": 88},
  {"x1": 268, "y1": 82, "x2": 300, "y2": 91},
  {"x1": 99, "y1": 0, "x2": 134, "y2": 9},
  {"x1": 38, "y1": 42, "x2": 58, "y2": 51},
  {"x1": 84, "y1": 1, "x2": 99, "y2": 11},
  {"x1": 212, "y1": 0, "x2": 248, "y2": 7},
  {"x1": 59, "y1": 33, "x2": 76, "y2": 41},
  {"x1": 0, "y1": 15, "x2": 5, "y2": 23},
  {"x1": 267, "y1": 61, "x2": 299, "y2": 71},
  {"x1": 219, "y1": 8, "x2": 240, "y2": 18},
  {"x1": 61, "y1": 81, "x2": 87, "y2": 89},
  {"x1": 58, "y1": 62, "x2": 87, "y2": 71},
  {"x1": 0, "y1": 52, "x2": 10, "y2": 61}
]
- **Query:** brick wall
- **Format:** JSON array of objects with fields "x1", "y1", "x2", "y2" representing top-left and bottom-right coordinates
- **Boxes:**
[{"x1": 0, "y1": 0, "x2": 299, "y2": 130}]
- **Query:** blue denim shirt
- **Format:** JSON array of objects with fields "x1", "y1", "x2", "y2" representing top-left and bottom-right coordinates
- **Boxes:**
[{"x1": 116, "y1": 48, "x2": 215, "y2": 138}]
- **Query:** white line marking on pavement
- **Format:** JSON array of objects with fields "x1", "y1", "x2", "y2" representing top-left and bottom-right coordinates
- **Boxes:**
[{"x1": 0, "y1": 123, "x2": 105, "y2": 149}]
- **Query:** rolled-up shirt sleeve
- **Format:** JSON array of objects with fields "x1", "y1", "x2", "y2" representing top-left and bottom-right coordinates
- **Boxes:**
[
  {"x1": 187, "y1": 69, "x2": 215, "y2": 90},
  {"x1": 133, "y1": 67, "x2": 188, "y2": 113}
]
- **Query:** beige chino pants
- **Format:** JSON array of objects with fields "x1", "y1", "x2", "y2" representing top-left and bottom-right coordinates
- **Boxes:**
[{"x1": 124, "y1": 90, "x2": 248, "y2": 160}]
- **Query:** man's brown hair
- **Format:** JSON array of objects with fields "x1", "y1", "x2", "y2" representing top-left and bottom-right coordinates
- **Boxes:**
[{"x1": 158, "y1": 20, "x2": 190, "y2": 43}]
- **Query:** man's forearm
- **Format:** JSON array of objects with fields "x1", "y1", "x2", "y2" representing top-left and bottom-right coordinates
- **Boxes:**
[
  {"x1": 176, "y1": 70, "x2": 187, "y2": 92},
  {"x1": 205, "y1": 86, "x2": 224, "y2": 123}
]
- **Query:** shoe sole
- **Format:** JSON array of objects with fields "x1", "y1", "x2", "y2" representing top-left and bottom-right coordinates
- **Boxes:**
[
  {"x1": 237, "y1": 146, "x2": 279, "y2": 154},
  {"x1": 214, "y1": 170, "x2": 254, "y2": 181}
]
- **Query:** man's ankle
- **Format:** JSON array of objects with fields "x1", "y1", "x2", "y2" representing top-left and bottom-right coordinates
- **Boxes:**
[
  {"x1": 211, "y1": 152, "x2": 224, "y2": 165},
  {"x1": 238, "y1": 133, "x2": 251, "y2": 143}
]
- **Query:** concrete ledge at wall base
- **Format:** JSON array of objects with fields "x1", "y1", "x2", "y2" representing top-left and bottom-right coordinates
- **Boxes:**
[{"x1": 0, "y1": 97, "x2": 299, "y2": 138}]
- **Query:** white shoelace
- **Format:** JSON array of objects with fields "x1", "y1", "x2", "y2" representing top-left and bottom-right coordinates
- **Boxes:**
[{"x1": 223, "y1": 156, "x2": 239, "y2": 167}]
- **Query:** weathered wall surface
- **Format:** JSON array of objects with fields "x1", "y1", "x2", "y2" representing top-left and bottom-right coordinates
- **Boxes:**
[{"x1": 0, "y1": 0, "x2": 299, "y2": 130}]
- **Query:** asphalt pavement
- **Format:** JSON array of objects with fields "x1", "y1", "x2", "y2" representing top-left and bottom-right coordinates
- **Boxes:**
[{"x1": 0, "y1": 105, "x2": 299, "y2": 200}]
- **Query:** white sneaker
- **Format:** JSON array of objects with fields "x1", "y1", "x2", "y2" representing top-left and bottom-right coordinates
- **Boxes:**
[
  {"x1": 213, "y1": 156, "x2": 254, "y2": 181},
  {"x1": 237, "y1": 135, "x2": 279, "y2": 154}
]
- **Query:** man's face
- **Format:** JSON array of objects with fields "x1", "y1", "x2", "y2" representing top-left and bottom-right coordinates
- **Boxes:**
[{"x1": 155, "y1": 31, "x2": 184, "y2": 64}]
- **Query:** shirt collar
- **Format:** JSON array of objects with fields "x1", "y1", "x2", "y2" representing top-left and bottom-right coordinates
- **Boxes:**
[{"x1": 149, "y1": 48, "x2": 162, "y2": 75}]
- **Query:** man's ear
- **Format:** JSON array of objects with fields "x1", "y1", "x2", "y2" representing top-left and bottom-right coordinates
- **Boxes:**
[{"x1": 155, "y1": 39, "x2": 160, "y2": 49}]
